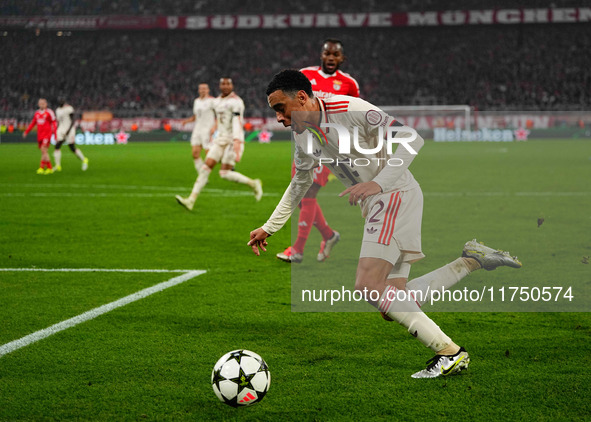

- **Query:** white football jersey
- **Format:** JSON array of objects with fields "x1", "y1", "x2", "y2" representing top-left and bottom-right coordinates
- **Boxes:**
[
  {"x1": 293, "y1": 95, "x2": 421, "y2": 193},
  {"x1": 192, "y1": 96, "x2": 216, "y2": 132},
  {"x1": 261, "y1": 95, "x2": 424, "y2": 235},
  {"x1": 212, "y1": 92, "x2": 244, "y2": 144},
  {"x1": 56, "y1": 105, "x2": 75, "y2": 129}
]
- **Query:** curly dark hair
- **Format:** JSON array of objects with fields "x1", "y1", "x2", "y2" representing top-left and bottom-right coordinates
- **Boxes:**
[{"x1": 265, "y1": 69, "x2": 314, "y2": 98}]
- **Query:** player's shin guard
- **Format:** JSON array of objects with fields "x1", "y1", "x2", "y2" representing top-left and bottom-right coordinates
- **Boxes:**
[
  {"x1": 406, "y1": 258, "x2": 471, "y2": 306},
  {"x1": 293, "y1": 198, "x2": 317, "y2": 254},
  {"x1": 219, "y1": 169, "x2": 254, "y2": 187},
  {"x1": 190, "y1": 165, "x2": 211, "y2": 200},
  {"x1": 312, "y1": 201, "x2": 334, "y2": 240},
  {"x1": 53, "y1": 149, "x2": 62, "y2": 167},
  {"x1": 379, "y1": 286, "x2": 452, "y2": 353}
]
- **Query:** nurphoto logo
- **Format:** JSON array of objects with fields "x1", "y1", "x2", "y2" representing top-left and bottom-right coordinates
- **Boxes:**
[{"x1": 302, "y1": 120, "x2": 419, "y2": 167}]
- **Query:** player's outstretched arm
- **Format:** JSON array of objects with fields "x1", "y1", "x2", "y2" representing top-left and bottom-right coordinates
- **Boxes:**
[
  {"x1": 23, "y1": 118, "x2": 36, "y2": 138},
  {"x1": 182, "y1": 115, "x2": 196, "y2": 125},
  {"x1": 233, "y1": 139, "x2": 243, "y2": 162},
  {"x1": 248, "y1": 169, "x2": 313, "y2": 256},
  {"x1": 210, "y1": 113, "x2": 218, "y2": 136},
  {"x1": 49, "y1": 110, "x2": 57, "y2": 137},
  {"x1": 247, "y1": 228, "x2": 270, "y2": 256}
]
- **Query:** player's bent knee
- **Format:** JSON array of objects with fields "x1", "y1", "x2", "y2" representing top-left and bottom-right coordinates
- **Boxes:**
[{"x1": 68, "y1": 143, "x2": 76, "y2": 152}]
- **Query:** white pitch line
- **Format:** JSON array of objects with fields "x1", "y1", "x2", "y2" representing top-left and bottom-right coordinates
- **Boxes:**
[
  {"x1": 423, "y1": 191, "x2": 591, "y2": 197},
  {"x1": 0, "y1": 268, "x2": 196, "y2": 273},
  {"x1": 1, "y1": 191, "x2": 587, "y2": 198},
  {"x1": 0, "y1": 182, "x2": 281, "y2": 196},
  {"x1": 0, "y1": 182, "x2": 188, "y2": 191},
  {"x1": 0, "y1": 182, "x2": 585, "y2": 198},
  {"x1": 0, "y1": 193, "x2": 176, "y2": 198},
  {"x1": 0, "y1": 270, "x2": 206, "y2": 358},
  {"x1": 514, "y1": 191, "x2": 591, "y2": 197},
  {"x1": 0, "y1": 191, "x2": 276, "y2": 198}
]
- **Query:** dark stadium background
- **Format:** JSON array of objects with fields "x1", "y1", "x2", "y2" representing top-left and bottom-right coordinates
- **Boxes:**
[{"x1": 1, "y1": 0, "x2": 589, "y2": 120}]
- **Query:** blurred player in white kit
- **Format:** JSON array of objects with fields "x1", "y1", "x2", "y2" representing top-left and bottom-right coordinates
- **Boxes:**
[
  {"x1": 176, "y1": 77, "x2": 262, "y2": 210},
  {"x1": 182, "y1": 83, "x2": 216, "y2": 173},
  {"x1": 54, "y1": 100, "x2": 88, "y2": 171}
]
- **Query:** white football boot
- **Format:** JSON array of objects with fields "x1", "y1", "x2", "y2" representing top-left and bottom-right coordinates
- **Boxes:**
[
  {"x1": 253, "y1": 179, "x2": 263, "y2": 202},
  {"x1": 317, "y1": 231, "x2": 341, "y2": 262},
  {"x1": 462, "y1": 239, "x2": 522, "y2": 270},
  {"x1": 175, "y1": 195, "x2": 195, "y2": 211},
  {"x1": 412, "y1": 347, "x2": 470, "y2": 379}
]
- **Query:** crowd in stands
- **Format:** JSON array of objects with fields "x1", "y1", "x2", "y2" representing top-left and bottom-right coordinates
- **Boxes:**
[
  {"x1": 2, "y1": 0, "x2": 585, "y2": 16},
  {"x1": 1, "y1": 23, "x2": 589, "y2": 116}
]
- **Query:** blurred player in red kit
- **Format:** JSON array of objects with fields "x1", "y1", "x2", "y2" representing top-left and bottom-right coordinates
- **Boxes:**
[
  {"x1": 277, "y1": 39, "x2": 360, "y2": 263},
  {"x1": 22, "y1": 98, "x2": 57, "y2": 175}
]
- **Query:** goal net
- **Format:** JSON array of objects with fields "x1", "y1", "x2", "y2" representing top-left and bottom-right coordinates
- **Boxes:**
[{"x1": 378, "y1": 105, "x2": 472, "y2": 137}]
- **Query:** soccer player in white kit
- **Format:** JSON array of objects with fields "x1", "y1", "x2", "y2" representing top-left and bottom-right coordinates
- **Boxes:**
[
  {"x1": 54, "y1": 100, "x2": 88, "y2": 171},
  {"x1": 182, "y1": 83, "x2": 216, "y2": 173},
  {"x1": 176, "y1": 78, "x2": 263, "y2": 210},
  {"x1": 248, "y1": 70, "x2": 522, "y2": 378}
]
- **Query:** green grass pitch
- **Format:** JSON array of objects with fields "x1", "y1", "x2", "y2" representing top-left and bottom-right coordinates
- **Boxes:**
[{"x1": 0, "y1": 138, "x2": 589, "y2": 421}]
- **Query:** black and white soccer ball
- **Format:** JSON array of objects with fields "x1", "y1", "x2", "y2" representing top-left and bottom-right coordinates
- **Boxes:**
[{"x1": 211, "y1": 349, "x2": 271, "y2": 407}]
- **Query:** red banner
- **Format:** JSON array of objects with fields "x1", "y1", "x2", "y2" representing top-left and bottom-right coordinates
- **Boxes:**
[{"x1": 1, "y1": 9, "x2": 590, "y2": 30}]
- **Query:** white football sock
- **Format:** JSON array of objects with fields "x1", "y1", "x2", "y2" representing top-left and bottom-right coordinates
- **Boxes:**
[
  {"x1": 189, "y1": 165, "x2": 211, "y2": 200},
  {"x1": 406, "y1": 258, "x2": 471, "y2": 306},
  {"x1": 194, "y1": 157, "x2": 204, "y2": 173},
  {"x1": 379, "y1": 285, "x2": 452, "y2": 353},
  {"x1": 53, "y1": 149, "x2": 62, "y2": 167},
  {"x1": 219, "y1": 170, "x2": 254, "y2": 187},
  {"x1": 75, "y1": 149, "x2": 85, "y2": 161}
]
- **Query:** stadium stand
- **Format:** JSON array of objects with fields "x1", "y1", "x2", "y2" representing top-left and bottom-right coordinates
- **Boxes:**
[{"x1": 1, "y1": 3, "x2": 589, "y2": 117}]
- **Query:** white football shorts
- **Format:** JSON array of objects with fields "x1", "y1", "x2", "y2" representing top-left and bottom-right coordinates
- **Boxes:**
[
  {"x1": 360, "y1": 186, "x2": 425, "y2": 278},
  {"x1": 190, "y1": 127, "x2": 212, "y2": 148},
  {"x1": 57, "y1": 126, "x2": 76, "y2": 144},
  {"x1": 206, "y1": 137, "x2": 244, "y2": 167}
]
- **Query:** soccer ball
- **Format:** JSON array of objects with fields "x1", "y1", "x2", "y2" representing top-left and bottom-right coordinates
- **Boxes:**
[{"x1": 211, "y1": 349, "x2": 271, "y2": 407}]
